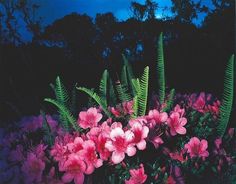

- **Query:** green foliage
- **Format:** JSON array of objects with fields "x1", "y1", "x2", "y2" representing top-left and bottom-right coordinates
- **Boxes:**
[
  {"x1": 157, "y1": 32, "x2": 166, "y2": 104},
  {"x1": 77, "y1": 87, "x2": 112, "y2": 117},
  {"x1": 115, "y1": 81, "x2": 132, "y2": 103},
  {"x1": 44, "y1": 98, "x2": 80, "y2": 131},
  {"x1": 217, "y1": 55, "x2": 235, "y2": 137},
  {"x1": 109, "y1": 78, "x2": 117, "y2": 106},
  {"x1": 163, "y1": 88, "x2": 175, "y2": 112},
  {"x1": 45, "y1": 76, "x2": 77, "y2": 131},
  {"x1": 99, "y1": 70, "x2": 109, "y2": 106},
  {"x1": 132, "y1": 66, "x2": 149, "y2": 117},
  {"x1": 122, "y1": 54, "x2": 136, "y2": 96}
]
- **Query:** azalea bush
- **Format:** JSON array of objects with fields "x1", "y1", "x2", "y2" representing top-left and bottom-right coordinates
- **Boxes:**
[{"x1": 0, "y1": 33, "x2": 235, "y2": 184}]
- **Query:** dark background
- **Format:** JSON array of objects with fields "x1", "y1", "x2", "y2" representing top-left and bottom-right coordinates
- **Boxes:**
[{"x1": 0, "y1": 0, "x2": 234, "y2": 125}]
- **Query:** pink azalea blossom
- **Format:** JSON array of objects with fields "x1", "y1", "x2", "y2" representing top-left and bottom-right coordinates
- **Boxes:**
[
  {"x1": 96, "y1": 134, "x2": 111, "y2": 160},
  {"x1": 173, "y1": 105, "x2": 185, "y2": 117},
  {"x1": 169, "y1": 150, "x2": 187, "y2": 163},
  {"x1": 151, "y1": 136, "x2": 164, "y2": 148},
  {"x1": 122, "y1": 100, "x2": 134, "y2": 115},
  {"x1": 78, "y1": 107, "x2": 103, "y2": 129},
  {"x1": 67, "y1": 137, "x2": 84, "y2": 153},
  {"x1": 129, "y1": 121, "x2": 149, "y2": 150},
  {"x1": 21, "y1": 153, "x2": 45, "y2": 184},
  {"x1": 184, "y1": 137, "x2": 209, "y2": 159},
  {"x1": 105, "y1": 127, "x2": 136, "y2": 164},
  {"x1": 61, "y1": 154, "x2": 86, "y2": 184},
  {"x1": 50, "y1": 133, "x2": 75, "y2": 168},
  {"x1": 79, "y1": 140, "x2": 103, "y2": 174},
  {"x1": 146, "y1": 109, "x2": 168, "y2": 127},
  {"x1": 167, "y1": 112, "x2": 187, "y2": 136},
  {"x1": 125, "y1": 164, "x2": 147, "y2": 184}
]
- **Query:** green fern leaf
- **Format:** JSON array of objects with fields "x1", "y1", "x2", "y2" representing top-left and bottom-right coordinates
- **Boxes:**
[
  {"x1": 157, "y1": 32, "x2": 166, "y2": 104},
  {"x1": 163, "y1": 88, "x2": 175, "y2": 112},
  {"x1": 99, "y1": 70, "x2": 109, "y2": 106},
  {"x1": 217, "y1": 55, "x2": 235, "y2": 137},
  {"x1": 109, "y1": 79, "x2": 117, "y2": 106},
  {"x1": 122, "y1": 54, "x2": 136, "y2": 96},
  {"x1": 44, "y1": 98, "x2": 80, "y2": 131},
  {"x1": 132, "y1": 67, "x2": 149, "y2": 117},
  {"x1": 121, "y1": 66, "x2": 129, "y2": 88},
  {"x1": 138, "y1": 66, "x2": 149, "y2": 116},
  {"x1": 77, "y1": 87, "x2": 112, "y2": 117},
  {"x1": 55, "y1": 76, "x2": 69, "y2": 104},
  {"x1": 115, "y1": 81, "x2": 132, "y2": 102}
]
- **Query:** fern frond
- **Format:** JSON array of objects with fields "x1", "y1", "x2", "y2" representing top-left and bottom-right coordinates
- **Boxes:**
[
  {"x1": 132, "y1": 67, "x2": 149, "y2": 117},
  {"x1": 217, "y1": 55, "x2": 234, "y2": 137},
  {"x1": 163, "y1": 88, "x2": 175, "y2": 112},
  {"x1": 77, "y1": 87, "x2": 112, "y2": 117},
  {"x1": 99, "y1": 70, "x2": 109, "y2": 106},
  {"x1": 55, "y1": 76, "x2": 69, "y2": 104},
  {"x1": 138, "y1": 66, "x2": 149, "y2": 116},
  {"x1": 115, "y1": 82, "x2": 132, "y2": 102},
  {"x1": 157, "y1": 32, "x2": 166, "y2": 104},
  {"x1": 109, "y1": 79, "x2": 117, "y2": 106},
  {"x1": 121, "y1": 66, "x2": 129, "y2": 88},
  {"x1": 44, "y1": 98, "x2": 80, "y2": 131},
  {"x1": 122, "y1": 54, "x2": 136, "y2": 96}
]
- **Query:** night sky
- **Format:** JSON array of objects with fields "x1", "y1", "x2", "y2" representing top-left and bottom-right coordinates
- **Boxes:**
[
  {"x1": 18, "y1": 0, "x2": 213, "y2": 40},
  {"x1": 36, "y1": 0, "x2": 173, "y2": 25}
]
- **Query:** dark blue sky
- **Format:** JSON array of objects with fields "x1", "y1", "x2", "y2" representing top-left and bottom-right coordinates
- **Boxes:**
[
  {"x1": 35, "y1": 0, "x2": 172, "y2": 25},
  {"x1": 19, "y1": 0, "x2": 213, "y2": 41}
]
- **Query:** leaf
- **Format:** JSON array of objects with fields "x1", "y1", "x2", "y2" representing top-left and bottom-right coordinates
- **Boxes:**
[
  {"x1": 122, "y1": 54, "x2": 136, "y2": 96},
  {"x1": 163, "y1": 88, "x2": 175, "y2": 112},
  {"x1": 132, "y1": 67, "x2": 149, "y2": 117},
  {"x1": 99, "y1": 70, "x2": 109, "y2": 106},
  {"x1": 138, "y1": 66, "x2": 149, "y2": 116},
  {"x1": 77, "y1": 87, "x2": 112, "y2": 117},
  {"x1": 115, "y1": 81, "x2": 132, "y2": 103},
  {"x1": 109, "y1": 78, "x2": 117, "y2": 106},
  {"x1": 217, "y1": 55, "x2": 234, "y2": 137},
  {"x1": 44, "y1": 98, "x2": 80, "y2": 131},
  {"x1": 157, "y1": 32, "x2": 166, "y2": 104}
]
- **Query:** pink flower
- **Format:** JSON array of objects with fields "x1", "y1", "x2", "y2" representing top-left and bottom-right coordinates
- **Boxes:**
[
  {"x1": 96, "y1": 134, "x2": 111, "y2": 161},
  {"x1": 78, "y1": 107, "x2": 103, "y2": 129},
  {"x1": 21, "y1": 153, "x2": 45, "y2": 184},
  {"x1": 147, "y1": 109, "x2": 168, "y2": 127},
  {"x1": 169, "y1": 150, "x2": 187, "y2": 163},
  {"x1": 167, "y1": 112, "x2": 187, "y2": 136},
  {"x1": 105, "y1": 127, "x2": 136, "y2": 164},
  {"x1": 79, "y1": 140, "x2": 103, "y2": 174},
  {"x1": 61, "y1": 154, "x2": 86, "y2": 184},
  {"x1": 67, "y1": 137, "x2": 84, "y2": 153},
  {"x1": 50, "y1": 133, "x2": 75, "y2": 168},
  {"x1": 151, "y1": 136, "x2": 164, "y2": 148},
  {"x1": 214, "y1": 138, "x2": 222, "y2": 149},
  {"x1": 192, "y1": 92, "x2": 206, "y2": 112},
  {"x1": 184, "y1": 137, "x2": 209, "y2": 159},
  {"x1": 166, "y1": 176, "x2": 176, "y2": 184},
  {"x1": 122, "y1": 101, "x2": 134, "y2": 115},
  {"x1": 173, "y1": 105, "x2": 185, "y2": 117},
  {"x1": 125, "y1": 164, "x2": 147, "y2": 184},
  {"x1": 129, "y1": 121, "x2": 149, "y2": 150}
]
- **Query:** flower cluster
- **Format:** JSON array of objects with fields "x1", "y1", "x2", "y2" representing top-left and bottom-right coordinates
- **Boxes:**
[{"x1": 0, "y1": 93, "x2": 235, "y2": 184}]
